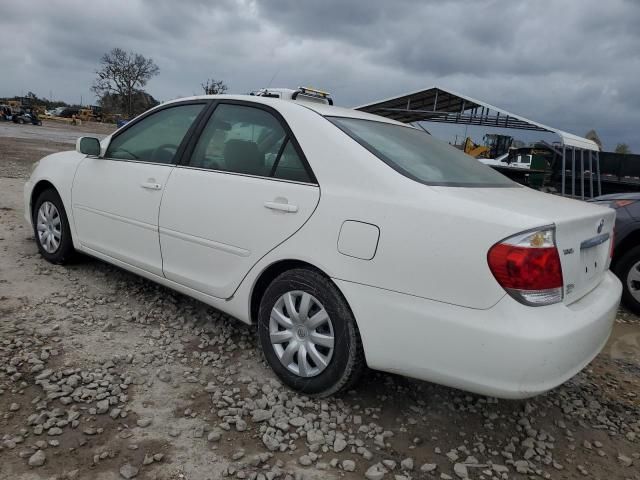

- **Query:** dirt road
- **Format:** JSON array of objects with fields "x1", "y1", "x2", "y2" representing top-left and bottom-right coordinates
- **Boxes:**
[{"x1": 0, "y1": 122, "x2": 638, "y2": 480}]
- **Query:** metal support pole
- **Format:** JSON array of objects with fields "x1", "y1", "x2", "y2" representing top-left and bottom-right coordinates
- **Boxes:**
[
  {"x1": 572, "y1": 147, "x2": 576, "y2": 197},
  {"x1": 596, "y1": 151, "x2": 602, "y2": 196},
  {"x1": 589, "y1": 150, "x2": 594, "y2": 198},
  {"x1": 561, "y1": 145, "x2": 566, "y2": 196},
  {"x1": 580, "y1": 149, "x2": 585, "y2": 200}
]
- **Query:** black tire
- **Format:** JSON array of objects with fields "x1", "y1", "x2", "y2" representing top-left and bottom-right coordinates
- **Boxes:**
[
  {"x1": 32, "y1": 189, "x2": 76, "y2": 264},
  {"x1": 258, "y1": 268, "x2": 365, "y2": 397},
  {"x1": 614, "y1": 245, "x2": 640, "y2": 314}
]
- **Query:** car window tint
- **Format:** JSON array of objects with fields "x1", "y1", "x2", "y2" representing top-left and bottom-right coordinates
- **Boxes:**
[
  {"x1": 272, "y1": 140, "x2": 311, "y2": 183},
  {"x1": 329, "y1": 117, "x2": 516, "y2": 187},
  {"x1": 106, "y1": 104, "x2": 204, "y2": 164},
  {"x1": 189, "y1": 104, "x2": 286, "y2": 177},
  {"x1": 263, "y1": 136, "x2": 286, "y2": 172}
]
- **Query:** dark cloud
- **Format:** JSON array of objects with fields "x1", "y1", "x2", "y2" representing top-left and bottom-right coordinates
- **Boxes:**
[{"x1": 1, "y1": 0, "x2": 639, "y2": 151}]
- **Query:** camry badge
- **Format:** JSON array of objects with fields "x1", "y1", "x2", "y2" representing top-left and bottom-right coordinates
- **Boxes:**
[{"x1": 597, "y1": 219, "x2": 604, "y2": 234}]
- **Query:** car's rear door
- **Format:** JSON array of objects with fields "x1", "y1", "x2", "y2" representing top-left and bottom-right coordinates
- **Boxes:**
[
  {"x1": 159, "y1": 101, "x2": 320, "y2": 298},
  {"x1": 72, "y1": 102, "x2": 207, "y2": 276}
]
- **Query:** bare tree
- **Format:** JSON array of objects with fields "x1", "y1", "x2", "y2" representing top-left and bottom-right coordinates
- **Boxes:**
[
  {"x1": 585, "y1": 129, "x2": 603, "y2": 150},
  {"x1": 201, "y1": 78, "x2": 228, "y2": 95},
  {"x1": 615, "y1": 143, "x2": 631, "y2": 154},
  {"x1": 92, "y1": 48, "x2": 159, "y2": 117}
]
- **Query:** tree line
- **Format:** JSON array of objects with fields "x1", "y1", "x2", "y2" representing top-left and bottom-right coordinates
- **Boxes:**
[
  {"x1": 2, "y1": 47, "x2": 228, "y2": 121},
  {"x1": 91, "y1": 48, "x2": 227, "y2": 118},
  {"x1": 585, "y1": 129, "x2": 632, "y2": 155}
]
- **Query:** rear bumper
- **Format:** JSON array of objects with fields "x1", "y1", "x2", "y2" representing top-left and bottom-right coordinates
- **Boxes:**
[{"x1": 335, "y1": 271, "x2": 621, "y2": 399}]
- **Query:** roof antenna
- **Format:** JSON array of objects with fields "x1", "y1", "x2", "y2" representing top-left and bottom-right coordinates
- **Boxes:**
[{"x1": 266, "y1": 67, "x2": 280, "y2": 88}]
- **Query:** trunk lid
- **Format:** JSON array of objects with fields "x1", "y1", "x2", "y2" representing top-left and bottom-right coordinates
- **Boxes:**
[
  {"x1": 554, "y1": 212, "x2": 614, "y2": 304},
  {"x1": 432, "y1": 185, "x2": 616, "y2": 304}
]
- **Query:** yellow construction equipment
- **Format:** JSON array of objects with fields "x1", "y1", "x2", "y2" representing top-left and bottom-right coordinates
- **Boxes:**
[
  {"x1": 7, "y1": 100, "x2": 21, "y2": 113},
  {"x1": 78, "y1": 109, "x2": 93, "y2": 122},
  {"x1": 77, "y1": 106, "x2": 102, "y2": 122},
  {"x1": 463, "y1": 135, "x2": 514, "y2": 159}
]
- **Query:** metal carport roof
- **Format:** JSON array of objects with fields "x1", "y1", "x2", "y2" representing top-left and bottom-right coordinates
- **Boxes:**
[
  {"x1": 356, "y1": 86, "x2": 599, "y2": 151},
  {"x1": 356, "y1": 86, "x2": 601, "y2": 198}
]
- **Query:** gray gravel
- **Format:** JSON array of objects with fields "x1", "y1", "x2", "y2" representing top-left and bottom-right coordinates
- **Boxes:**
[{"x1": 1, "y1": 142, "x2": 640, "y2": 480}]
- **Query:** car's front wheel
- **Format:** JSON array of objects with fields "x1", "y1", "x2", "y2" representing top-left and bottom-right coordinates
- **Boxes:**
[
  {"x1": 615, "y1": 245, "x2": 640, "y2": 315},
  {"x1": 258, "y1": 268, "x2": 365, "y2": 397},
  {"x1": 33, "y1": 189, "x2": 76, "y2": 264}
]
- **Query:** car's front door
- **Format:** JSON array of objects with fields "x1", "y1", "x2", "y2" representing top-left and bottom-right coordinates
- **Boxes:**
[
  {"x1": 72, "y1": 102, "x2": 206, "y2": 276},
  {"x1": 159, "y1": 101, "x2": 320, "y2": 298}
]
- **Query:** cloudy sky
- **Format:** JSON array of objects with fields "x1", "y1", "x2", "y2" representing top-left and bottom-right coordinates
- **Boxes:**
[{"x1": 2, "y1": 0, "x2": 639, "y2": 151}]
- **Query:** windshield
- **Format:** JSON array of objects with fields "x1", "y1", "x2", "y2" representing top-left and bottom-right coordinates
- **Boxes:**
[{"x1": 328, "y1": 117, "x2": 517, "y2": 187}]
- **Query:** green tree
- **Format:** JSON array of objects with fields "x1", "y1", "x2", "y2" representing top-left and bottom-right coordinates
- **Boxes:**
[
  {"x1": 615, "y1": 143, "x2": 631, "y2": 154},
  {"x1": 201, "y1": 78, "x2": 228, "y2": 95},
  {"x1": 91, "y1": 48, "x2": 159, "y2": 117},
  {"x1": 98, "y1": 90, "x2": 160, "y2": 117},
  {"x1": 585, "y1": 129, "x2": 603, "y2": 150}
]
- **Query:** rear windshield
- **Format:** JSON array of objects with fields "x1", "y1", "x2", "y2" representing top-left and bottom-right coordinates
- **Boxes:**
[{"x1": 328, "y1": 116, "x2": 517, "y2": 187}]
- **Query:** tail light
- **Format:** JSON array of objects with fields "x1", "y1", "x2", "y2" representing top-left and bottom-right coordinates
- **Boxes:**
[
  {"x1": 612, "y1": 199, "x2": 636, "y2": 208},
  {"x1": 488, "y1": 226, "x2": 563, "y2": 306}
]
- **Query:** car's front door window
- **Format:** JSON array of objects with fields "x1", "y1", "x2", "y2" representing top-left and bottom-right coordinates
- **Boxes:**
[{"x1": 106, "y1": 104, "x2": 205, "y2": 164}]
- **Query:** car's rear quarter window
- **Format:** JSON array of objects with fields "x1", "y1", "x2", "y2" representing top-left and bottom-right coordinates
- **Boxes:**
[{"x1": 328, "y1": 116, "x2": 517, "y2": 187}]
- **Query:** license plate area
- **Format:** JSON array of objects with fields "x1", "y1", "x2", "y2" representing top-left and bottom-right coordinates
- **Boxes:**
[
  {"x1": 579, "y1": 233, "x2": 609, "y2": 284},
  {"x1": 580, "y1": 245, "x2": 603, "y2": 282}
]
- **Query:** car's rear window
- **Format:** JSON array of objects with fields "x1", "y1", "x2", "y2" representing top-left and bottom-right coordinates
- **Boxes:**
[{"x1": 328, "y1": 116, "x2": 517, "y2": 187}]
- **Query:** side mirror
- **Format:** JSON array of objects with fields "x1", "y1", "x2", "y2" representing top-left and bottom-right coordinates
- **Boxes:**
[{"x1": 76, "y1": 137, "x2": 101, "y2": 156}]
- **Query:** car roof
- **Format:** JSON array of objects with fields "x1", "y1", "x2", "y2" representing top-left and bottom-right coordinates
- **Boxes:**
[
  {"x1": 162, "y1": 94, "x2": 409, "y2": 127},
  {"x1": 297, "y1": 101, "x2": 408, "y2": 125}
]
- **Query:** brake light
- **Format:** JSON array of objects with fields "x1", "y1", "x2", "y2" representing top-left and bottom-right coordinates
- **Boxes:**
[
  {"x1": 488, "y1": 226, "x2": 563, "y2": 306},
  {"x1": 612, "y1": 199, "x2": 636, "y2": 208}
]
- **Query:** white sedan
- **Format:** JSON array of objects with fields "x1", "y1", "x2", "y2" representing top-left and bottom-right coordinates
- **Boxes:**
[{"x1": 24, "y1": 91, "x2": 622, "y2": 398}]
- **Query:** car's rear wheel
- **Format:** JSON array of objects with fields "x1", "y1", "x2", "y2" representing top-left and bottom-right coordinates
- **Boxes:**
[
  {"x1": 33, "y1": 189, "x2": 75, "y2": 264},
  {"x1": 258, "y1": 268, "x2": 365, "y2": 397},
  {"x1": 615, "y1": 245, "x2": 640, "y2": 314}
]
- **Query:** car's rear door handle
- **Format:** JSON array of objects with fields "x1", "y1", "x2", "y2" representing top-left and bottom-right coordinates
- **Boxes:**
[
  {"x1": 141, "y1": 182, "x2": 162, "y2": 190},
  {"x1": 264, "y1": 201, "x2": 298, "y2": 213}
]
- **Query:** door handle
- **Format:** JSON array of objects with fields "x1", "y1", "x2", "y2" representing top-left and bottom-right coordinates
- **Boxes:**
[
  {"x1": 141, "y1": 182, "x2": 162, "y2": 190},
  {"x1": 264, "y1": 201, "x2": 298, "y2": 213}
]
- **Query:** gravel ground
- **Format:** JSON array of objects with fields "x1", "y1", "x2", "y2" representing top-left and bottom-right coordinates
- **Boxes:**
[
  {"x1": 0, "y1": 120, "x2": 113, "y2": 179},
  {"x1": 0, "y1": 121, "x2": 639, "y2": 480}
]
